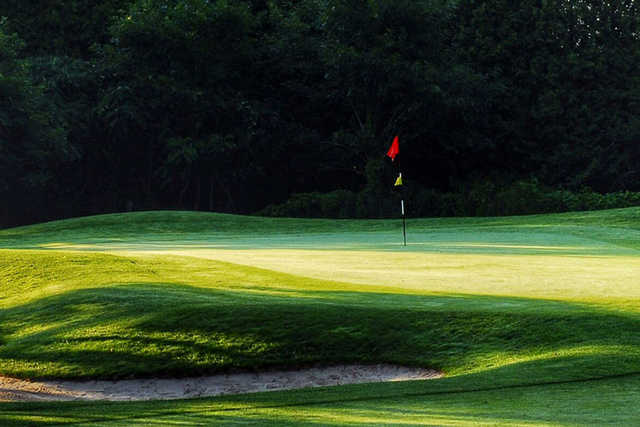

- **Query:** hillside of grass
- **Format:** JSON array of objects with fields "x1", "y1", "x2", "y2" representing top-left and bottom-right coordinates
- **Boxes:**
[
  {"x1": 3, "y1": 248, "x2": 637, "y2": 381},
  {"x1": 0, "y1": 211, "x2": 387, "y2": 247},
  {"x1": 1, "y1": 208, "x2": 640, "y2": 425}
]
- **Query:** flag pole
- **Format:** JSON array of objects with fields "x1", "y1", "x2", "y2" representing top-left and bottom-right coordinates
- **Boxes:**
[{"x1": 401, "y1": 198, "x2": 406, "y2": 246}]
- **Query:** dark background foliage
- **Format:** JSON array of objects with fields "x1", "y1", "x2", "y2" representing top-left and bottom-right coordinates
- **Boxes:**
[{"x1": 2, "y1": 0, "x2": 640, "y2": 226}]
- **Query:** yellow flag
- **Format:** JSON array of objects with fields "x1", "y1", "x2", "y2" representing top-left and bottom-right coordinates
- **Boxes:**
[{"x1": 394, "y1": 173, "x2": 403, "y2": 186}]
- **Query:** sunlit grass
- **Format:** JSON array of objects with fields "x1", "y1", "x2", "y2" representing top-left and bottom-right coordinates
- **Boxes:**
[
  {"x1": 161, "y1": 249, "x2": 640, "y2": 305},
  {"x1": 8, "y1": 250, "x2": 635, "y2": 380}
]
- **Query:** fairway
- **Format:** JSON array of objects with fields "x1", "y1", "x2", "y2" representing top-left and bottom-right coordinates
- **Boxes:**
[{"x1": 1, "y1": 208, "x2": 640, "y2": 425}]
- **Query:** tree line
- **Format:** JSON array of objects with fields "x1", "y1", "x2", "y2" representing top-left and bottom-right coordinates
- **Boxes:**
[{"x1": 2, "y1": 0, "x2": 640, "y2": 227}]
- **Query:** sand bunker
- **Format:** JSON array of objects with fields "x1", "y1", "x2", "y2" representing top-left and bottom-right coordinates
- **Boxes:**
[{"x1": 0, "y1": 364, "x2": 441, "y2": 402}]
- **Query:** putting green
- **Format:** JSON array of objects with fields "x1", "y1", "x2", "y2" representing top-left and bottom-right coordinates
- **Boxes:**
[
  {"x1": 75, "y1": 226, "x2": 636, "y2": 303},
  {"x1": 28, "y1": 222, "x2": 640, "y2": 303}
]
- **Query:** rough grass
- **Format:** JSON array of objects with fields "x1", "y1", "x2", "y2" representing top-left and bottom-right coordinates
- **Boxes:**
[{"x1": 1, "y1": 208, "x2": 640, "y2": 425}]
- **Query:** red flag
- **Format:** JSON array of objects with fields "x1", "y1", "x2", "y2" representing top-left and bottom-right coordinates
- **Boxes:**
[{"x1": 386, "y1": 136, "x2": 399, "y2": 161}]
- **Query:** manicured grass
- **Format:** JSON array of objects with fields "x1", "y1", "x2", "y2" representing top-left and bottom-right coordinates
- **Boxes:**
[
  {"x1": 5, "y1": 250, "x2": 637, "y2": 380},
  {"x1": 1, "y1": 208, "x2": 640, "y2": 424}
]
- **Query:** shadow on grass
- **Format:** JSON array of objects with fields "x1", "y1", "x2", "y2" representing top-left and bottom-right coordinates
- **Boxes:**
[{"x1": 1, "y1": 283, "x2": 640, "y2": 382}]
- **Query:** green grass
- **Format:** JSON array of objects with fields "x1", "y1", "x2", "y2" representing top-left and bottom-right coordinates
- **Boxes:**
[{"x1": 1, "y1": 208, "x2": 640, "y2": 425}]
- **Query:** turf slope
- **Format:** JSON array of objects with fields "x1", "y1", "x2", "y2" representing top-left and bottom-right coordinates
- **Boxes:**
[{"x1": 1, "y1": 208, "x2": 640, "y2": 425}]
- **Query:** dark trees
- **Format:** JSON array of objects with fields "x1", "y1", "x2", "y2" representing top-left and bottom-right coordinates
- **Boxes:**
[
  {"x1": 2, "y1": 0, "x2": 640, "y2": 226},
  {"x1": 0, "y1": 22, "x2": 77, "y2": 225},
  {"x1": 455, "y1": 0, "x2": 640, "y2": 192}
]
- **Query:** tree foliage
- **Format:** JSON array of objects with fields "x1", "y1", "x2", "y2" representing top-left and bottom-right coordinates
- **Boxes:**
[
  {"x1": 0, "y1": 0, "x2": 131, "y2": 57},
  {"x1": 2, "y1": 0, "x2": 640, "y2": 225},
  {"x1": 0, "y1": 20, "x2": 77, "y2": 225}
]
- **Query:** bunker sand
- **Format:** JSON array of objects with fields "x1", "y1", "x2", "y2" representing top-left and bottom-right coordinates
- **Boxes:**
[{"x1": 0, "y1": 364, "x2": 441, "y2": 402}]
